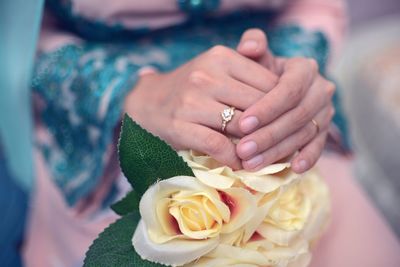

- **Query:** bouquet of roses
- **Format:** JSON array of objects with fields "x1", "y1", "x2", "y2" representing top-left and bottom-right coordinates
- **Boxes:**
[{"x1": 84, "y1": 114, "x2": 330, "y2": 267}]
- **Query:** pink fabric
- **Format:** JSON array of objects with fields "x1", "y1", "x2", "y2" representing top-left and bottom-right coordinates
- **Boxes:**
[
  {"x1": 39, "y1": 0, "x2": 347, "y2": 55},
  {"x1": 71, "y1": 0, "x2": 286, "y2": 31},
  {"x1": 310, "y1": 153, "x2": 400, "y2": 267},
  {"x1": 23, "y1": 151, "x2": 400, "y2": 267},
  {"x1": 23, "y1": 151, "x2": 120, "y2": 267}
]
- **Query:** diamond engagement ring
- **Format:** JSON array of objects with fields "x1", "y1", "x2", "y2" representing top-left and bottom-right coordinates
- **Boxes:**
[{"x1": 221, "y1": 107, "x2": 235, "y2": 132}]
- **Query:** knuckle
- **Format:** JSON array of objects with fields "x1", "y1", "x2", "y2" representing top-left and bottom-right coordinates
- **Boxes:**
[
  {"x1": 308, "y1": 58, "x2": 319, "y2": 73},
  {"x1": 299, "y1": 127, "x2": 313, "y2": 146},
  {"x1": 288, "y1": 57, "x2": 305, "y2": 67},
  {"x1": 264, "y1": 145, "x2": 280, "y2": 164},
  {"x1": 182, "y1": 92, "x2": 196, "y2": 109},
  {"x1": 165, "y1": 119, "x2": 181, "y2": 142},
  {"x1": 326, "y1": 81, "x2": 336, "y2": 97},
  {"x1": 307, "y1": 122, "x2": 317, "y2": 138},
  {"x1": 176, "y1": 92, "x2": 196, "y2": 118},
  {"x1": 263, "y1": 130, "x2": 276, "y2": 147},
  {"x1": 263, "y1": 104, "x2": 278, "y2": 122},
  {"x1": 329, "y1": 106, "x2": 336, "y2": 119},
  {"x1": 170, "y1": 120, "x2": 180, "y2": 137},
  {"x1": 204, "y1": 132, "x2": 228, "y2": 156},
  {"x1": 294, "y1": 106, "x2": 310, "y2": 124},
  {"x1": 285, "y1": 85, "x2": 302, "y2": 106},
  {"x1": 187, "y1": 70, "x2": 211, "y2": 88},
  {"x1": 208, "y1": 45, "x2": 232, "y2": 60}
]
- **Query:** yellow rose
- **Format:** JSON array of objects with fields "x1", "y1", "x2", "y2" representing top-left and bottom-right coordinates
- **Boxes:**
[
  {"x1": 132, "y1": 176, "x2": 257, "y2": 266},
  {"x1": 179, "y1": 150, "x2": 299, "y2": 193},
  {"x1": 257, "y1": 169, "x2": 330, "y2": 247}
]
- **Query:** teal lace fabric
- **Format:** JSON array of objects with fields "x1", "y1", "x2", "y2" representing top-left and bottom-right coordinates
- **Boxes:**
[{"x1": 33, "y1": 10, "x2": 335, "y2": 206}]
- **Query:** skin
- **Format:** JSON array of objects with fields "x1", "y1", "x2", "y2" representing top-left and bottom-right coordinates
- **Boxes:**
[
  {"x1": 236, "y1": 29, "x2": 336, "y2": 173},
  {"x1": 124, "y1": 28, "x2": 335, "y2": 173}
]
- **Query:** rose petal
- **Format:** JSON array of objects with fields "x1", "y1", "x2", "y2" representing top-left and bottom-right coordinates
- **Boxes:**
[
  {"x1": 193, "y1": 169, "x2": 236, "y2": 189},
  {"x1": 133, "y1": 220, "x2": 219, "y2": 266},
  {"x1": 220, "y1": 188, "x2": 257, "y2": 234},
  {"x1": 235, "y1": 167, "x2": 299, "y2": 194},
  {"x1": 156, "y1": 198, "x2": 179, "y2": 236},
  {"x1": 287, "y1": 252, "x2": 312, "y2": 267},
  {"x1": 220, "y1": 228, "x2": 246, "y2": 246},
  {"x1": 206, "y1": 244, "x2": 271, "y2": 266},
  {"x1": 257, "y1": 223, "x2": 301, "y2": 246},
  {"x1": 244, "y1": 237, "x2": 274, "y2": 251},
  {"x1": 245, "y1": 163, "x2": 291, "y2": 176},
  {"x1": 299, "y1": 170, "x2": 330, "y2": 242},
  {"x1": 140, "y1": 176, "x2": 224, "y2": 244},
  {"x1": 188, "y1": 257, "x2": 258, "y2": 267},
  {"x1": 263, "y1": 239, "x2": 310, "y2": 264},
  {"x1": 189, "y1": 150, "x2": 223, "y2": 169},
  {"x1": 169, "y1": 204, "x2": 221, "y2": 239},
  {"x1": 242, "y1": 190, "x2": 281, "y2": 242}
]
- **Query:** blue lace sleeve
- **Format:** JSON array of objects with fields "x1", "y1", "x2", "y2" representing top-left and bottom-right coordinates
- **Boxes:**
[
  {"x1": 32, "y1": 11, "x2": 347, "y2": 206},
  {"x1": 268, "y1": 25, "x2": 329, "y2": 73},
  {"x1": 33, "y1": 44, "x2": 150, "y2": 205}
]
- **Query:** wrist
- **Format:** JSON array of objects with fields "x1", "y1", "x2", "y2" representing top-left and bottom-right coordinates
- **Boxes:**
[{"x1": 123, "y1": 72, "x2": 164, "y2": 122}]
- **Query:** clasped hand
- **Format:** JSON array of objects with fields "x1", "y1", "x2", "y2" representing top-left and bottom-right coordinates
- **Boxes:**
[{"x1": 125, "y1": 29, "x2": 335, "y2": 173}]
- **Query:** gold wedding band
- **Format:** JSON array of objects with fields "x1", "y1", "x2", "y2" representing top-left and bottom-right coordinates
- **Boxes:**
[
  {"x1": 311, "y1": 119, "x2": 320, "y2": 134},
  {"x1": 221, "y1": 107, "x2": 235, "y2": 132}
]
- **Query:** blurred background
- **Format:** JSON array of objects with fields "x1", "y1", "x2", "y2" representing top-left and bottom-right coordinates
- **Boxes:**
[{"x1": 333, "y1": 0, "x2": 400, "y2": 236}]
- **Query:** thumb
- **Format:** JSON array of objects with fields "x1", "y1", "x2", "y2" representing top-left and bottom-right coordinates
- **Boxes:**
[{"x1": 237, "y1": 28, "x2": 276, "y2": 71}]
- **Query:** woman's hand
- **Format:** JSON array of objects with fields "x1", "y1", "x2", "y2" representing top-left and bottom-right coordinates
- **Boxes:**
[
  {"x1": 124, "y1": 46, "x2": 278, "y2": 169},
  {"x1": 236, "y1": 29, "x2": 336, "y2": 173}
]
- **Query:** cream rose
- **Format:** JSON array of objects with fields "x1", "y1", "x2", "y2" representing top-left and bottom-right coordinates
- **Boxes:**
[
  {"x1": 132, "y1": 150, "x2": 330, "y2": 267},
  {"x1": 257, "y1": 169, "x2": 330, "y2": 247},
  {"x1": 179, "y1": 150, "x2": 299, "y2": 193},
  {"x1": 132, "y1": 176, "x2": 257, "y2": 266},
  {"x1": 188, "y1": 231, "x2": 312, "y2": 267},
  {"x1": 187, "y1": 170, "x2": 330, "y2": 267}
]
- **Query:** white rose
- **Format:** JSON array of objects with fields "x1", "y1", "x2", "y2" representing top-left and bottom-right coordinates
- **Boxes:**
[
  {"x1": 257, "y1": 169, "x2": 330, "y2": 247},
  {"x1": 132, "y1": 176, "x2": 257, "y2": 266}
]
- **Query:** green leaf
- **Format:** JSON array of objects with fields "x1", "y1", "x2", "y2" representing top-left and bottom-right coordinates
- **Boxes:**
[
  {"x1": 111, "y1": 190, "x2": 140, "y2": 216},
  {"x1": 118, "y1": 114, "x2": 194, "y2": 197},
  {"x1": 84, "y1": 212, "x2": 165, "y2": 267}
]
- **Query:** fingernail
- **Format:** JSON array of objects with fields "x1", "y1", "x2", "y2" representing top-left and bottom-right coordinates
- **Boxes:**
[
  {"x1": 238, "y1": 141, "x2": 257, "y2": 158},
  {"x1": 240, "y1": 116, "x2": 259, "y2": 133},
  {"x1": 240, "y1": 40, "x2": 259, "y2": 51},
  {"x1": 295, "y1": 160, "x2": 308, "y2": 173},
  {"x1": 244, "y1": 154, "x2": 263, "y2": 169}
]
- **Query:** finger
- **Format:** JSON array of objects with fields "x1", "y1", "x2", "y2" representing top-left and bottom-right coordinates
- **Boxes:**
[
  {"x1": 211, "y1": 77, "x2": 264, "y2": 110},
  {"x1": 237, "y1": 28, "x2": 266, "y2": 56},
  {"x1": 176, "y1": 96, "x2": 244, "y2": 137},
  {"x1": 239, "y1": 57, "x2": 318, "y2": 134},
  {"x1": 171, "y1": 122, "x2": 241, "y2": 169},
  {"x1": 240, "y1": 107, "x2": 330, "y2": 170},
  {"x1": 236, "y1": 28, "x2": 276, "y2": 71},
  {"x1": 236, "y1": 76, "x2": 332, "y2": 159},
  {"x1": 206, "y1": 46, "x2": 278, "y2": 93},
  {"x1": 291, "y1": 130, "x2": 328, "y2": 173}
]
